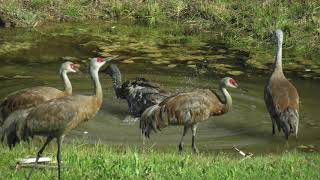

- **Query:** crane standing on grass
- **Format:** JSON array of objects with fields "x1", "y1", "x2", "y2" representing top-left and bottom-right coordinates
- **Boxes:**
[{"x1": 1, "y1": 57, "x2": 112, "y2": 180}]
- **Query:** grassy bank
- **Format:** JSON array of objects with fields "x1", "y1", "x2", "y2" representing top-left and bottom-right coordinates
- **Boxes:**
[
  {"x1": 0, "y1": 0, "x2": 319, "y2": 61},
  {"x1": 0, "y1": 0, "x2": 320, "y2": 79},
  {"x1": 0, "y1": 142, "x2": 320, "y2": 179}
]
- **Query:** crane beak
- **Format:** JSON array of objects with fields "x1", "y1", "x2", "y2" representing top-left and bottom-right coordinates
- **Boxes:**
[
  {"x1": 105, "y1": 55, "x2": 119, "y2": 63},
  {"x1": 73, "y1": 64, "x2": 81, "y2": 71},
  {"x1": 73, "y1": 64, "x2": 83, "y2": 74}
]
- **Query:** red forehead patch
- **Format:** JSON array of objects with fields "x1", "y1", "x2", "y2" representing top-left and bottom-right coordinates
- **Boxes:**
[
  {"x1": 96, "y1": 57, "x2": 105, "y2": 62},
  {"x1": 229, "y1": 79, "x2": 237, "y2": 86}
]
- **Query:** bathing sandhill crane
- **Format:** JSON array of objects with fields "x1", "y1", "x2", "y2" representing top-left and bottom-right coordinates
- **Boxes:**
[
  {"x1": 0, "y1": 62, "x2": 80, "y2": 126},
  {"x1": 264, "y1": 29, "x2": 299, "y2": 140},
  {"x1": 140, "y1": 77, "x2": 238, "y2": 153},
  {"x1": 105, "y1": 64, "x2": 170, "y2": 117},
  {"x1": 1, "y1": 57, "x2": 110, "y2": 180}
]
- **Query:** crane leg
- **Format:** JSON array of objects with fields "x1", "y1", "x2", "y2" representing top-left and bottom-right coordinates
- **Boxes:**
[
  {"x1": 191, "y1": 123, "x2": 199, "y2": 154},
  {"x1": 141, "y1": 129, "x2": 146, "y2": 146},
  {"x1": 272, "y1": 118, "x2": 275, "y2": 135},
  {"x1": 26, "y1": 137, "x2": 53, "y2": 180},
  {"x1": 57, "y1": 136, "x2": 63, "y2": 180},
  {"x1": 178, "y1": 125, "x2": 189, "y2": 152}
]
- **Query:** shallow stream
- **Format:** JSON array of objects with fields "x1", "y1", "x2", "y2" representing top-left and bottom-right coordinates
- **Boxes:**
[{"x1": 0, "y1": 22, "x2": 319, "y2": 154}]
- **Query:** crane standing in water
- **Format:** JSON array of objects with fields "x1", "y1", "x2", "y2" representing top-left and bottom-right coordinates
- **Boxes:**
[
  {"x1": 140, "y1": 77, "x2": 238, "y2": 153},
  {"x1": 1, "y1": 57, "x2": 111, "y2": 180},
  {"x1": 264, "y1": 29, "x2": 299, "y2": 140},
  {"x1": 0, "y1": 61, "x2": 80, "y2": 126},
  {"x1": 105, "y1": 64, "x2": 170, "y2": 117}
]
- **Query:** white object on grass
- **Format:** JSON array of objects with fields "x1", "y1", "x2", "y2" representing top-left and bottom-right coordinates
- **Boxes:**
[{"x1": 17, "y1": 157, "x2": 52, "y2": 164}]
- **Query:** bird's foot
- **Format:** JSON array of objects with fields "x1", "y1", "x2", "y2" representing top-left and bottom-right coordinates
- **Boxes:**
[
  {"x1": 178, "y1": 144, "x2": 184, "y2": 153},
  {"x1": 192, "y1": 146, "x2": 199, "y2": 154}
]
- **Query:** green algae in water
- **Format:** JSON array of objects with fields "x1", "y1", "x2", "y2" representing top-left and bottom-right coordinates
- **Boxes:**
[
  {"x1": 0, "y1": 21, "x2": 319, "y2": 77},
  {"x1": 0, "y1": 42, "x2": 33, "y2": 56},
  {"x1": 122, "y1": 59, "x2": 135, "y2": 64},
  {"x1": 227, "y1": 70, "x2": 244, "y2": 76},
  {"x1": 167, "y1": 64, "x2": 177, "y2": 68}
]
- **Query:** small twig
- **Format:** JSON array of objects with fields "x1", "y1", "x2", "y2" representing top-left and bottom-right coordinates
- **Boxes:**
[
  {"x1": 32, "y1": 21, "x2": 39, "y2": 28},
  {"x1": 233, "y1": 147, "x2": 253, "y2": 158}
]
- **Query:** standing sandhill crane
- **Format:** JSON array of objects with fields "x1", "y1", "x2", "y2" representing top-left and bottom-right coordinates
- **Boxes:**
[
  {"x1": 0, "y1": 57, "x2": 110, "y2": 180},
  {"x1": 0, "y1": 61, "x2": 80, "y2": 126},
  {"x1": 140, "y1": 77, "x2": 238, "y2": 153},
  {"x1": 264, "y1": 29, "x2": 299, "y2": 139},
  {"x1": 105, "y1": 64, "x2": 170, "y2": 117}
]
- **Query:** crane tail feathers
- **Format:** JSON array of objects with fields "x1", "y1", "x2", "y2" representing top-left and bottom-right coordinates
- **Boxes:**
[
  {"x1": 280, "y1": 107, "x2": 299, "y2": 139},
  {"x1": 0, "y1": 108, "x2": 32, "y2": 148},
  {"x1": 140, "y1": 105, "x2": 160, "y2": 138}
]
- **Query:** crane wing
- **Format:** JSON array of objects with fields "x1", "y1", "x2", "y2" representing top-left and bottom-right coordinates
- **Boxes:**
[
  {"x1": 25, "y1": 95, "x2": 96, "y2": 136},
  {"x1": 158, "y1": 90, "x2": 221, "y2": 125},
  {"x1": 266, "y1": 79, "x2": 299, "y2": 116},
  {"x1": 0, "y1": 87, "x2": 63, "y2": 120}
]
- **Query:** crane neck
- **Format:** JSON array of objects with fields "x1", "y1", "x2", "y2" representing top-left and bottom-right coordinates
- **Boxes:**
[
  {"x1": 220, "y1": 83, "x2": 232, "y2": 113},
  {"x1": 106, "y1": 64, "x2": 123, "y2": 97},
  {"x1": 60, "y1": 70, "x2": 72, "y2": 95},
  {"x1": 111, "y1": 71, "x2": 122, "y2": 97},
  {"x1": 274, "y1": 37, "x2": 283, "y2": 74},
  {"x1": 90, "y1": 67, "x2": 103, "y2": 103}
]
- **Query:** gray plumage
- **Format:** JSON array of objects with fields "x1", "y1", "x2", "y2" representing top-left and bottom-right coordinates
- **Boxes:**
[
  {"x1": 264, "y1": 29, "x2": 299, "y2": 140},
  {"x1": 105, "y1": 64, "x2": 170, "y2": 117},
  {"x1": 0, "y1": 108, "x2": 33, "y2": 148},
  {"x1": 140, "y1": 77, "x2": 239, "y2": 153},
  {"x1": 1, "y1": 57, "x2": 110, "y2": 180}
]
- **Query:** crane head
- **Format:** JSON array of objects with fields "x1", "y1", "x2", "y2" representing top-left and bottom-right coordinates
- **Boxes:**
[
  {"x1": 221, "y1": 77, "x2": 239, "y2": 88},
  {"x1": 90, "y1": 56, "x2": 119, "y2": 70},
  {"x1": 60, "y1": 61, "x2": 80, "y2": 74}
]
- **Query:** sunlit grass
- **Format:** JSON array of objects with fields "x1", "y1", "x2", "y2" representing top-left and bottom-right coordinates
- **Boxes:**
[{"x1": 0, "y1": 141, "x2": 320, "y2": 179}]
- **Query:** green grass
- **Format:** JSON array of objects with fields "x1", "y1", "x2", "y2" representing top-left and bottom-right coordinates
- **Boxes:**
[{"x1": 0, "y1": 142, "x2": 320, "y2": 179}]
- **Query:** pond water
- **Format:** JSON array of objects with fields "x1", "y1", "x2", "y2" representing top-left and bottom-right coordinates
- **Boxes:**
[{"x1": 0, "y1": 22, "x2": 319, "y2": 155}]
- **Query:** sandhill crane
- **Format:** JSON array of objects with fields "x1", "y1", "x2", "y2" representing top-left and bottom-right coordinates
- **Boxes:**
[
  {"x1": 1, "y1": 57, "x2": 110, "y2": 180},
  {"x1": 105, "y1": 64, "x2": 170, "y2": 117},
  {"x1": 264, "y1": 29, "x2": 299, "y2": 139},
  {"x1": 0, "y1": 61, "x2": 80, "y2": 126},
  {"x1": 140, "y1": 77, "x2": 238, "y2": 153}
]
